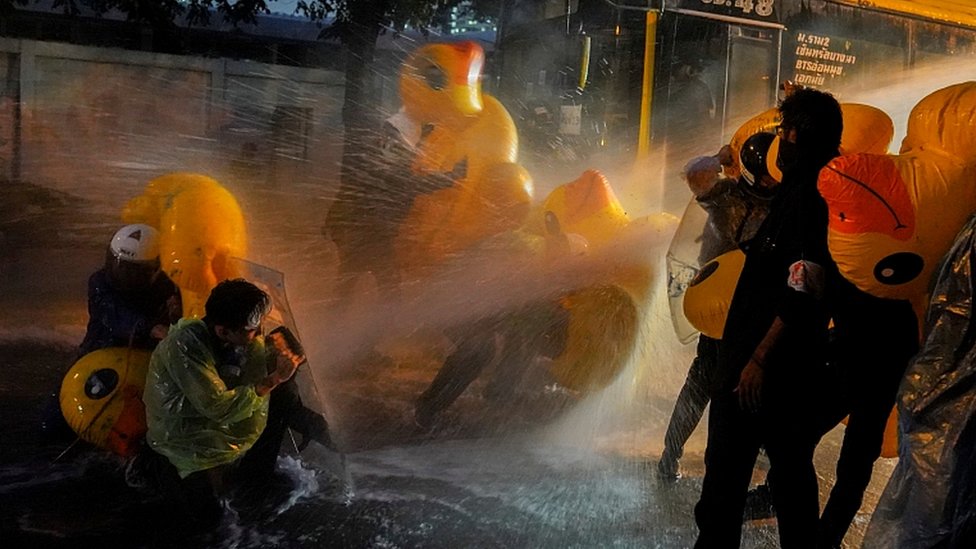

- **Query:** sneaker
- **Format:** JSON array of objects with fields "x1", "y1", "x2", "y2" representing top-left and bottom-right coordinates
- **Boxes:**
[
  {"x1": 656, "y1": 456, "x2": 681, "y2": 483},
  {"x1": 743, "y1": 483, "x2": 776, "y2": 521},
  {"x1": 293, "y1": 407, "x2": 335, "y2": 451}
]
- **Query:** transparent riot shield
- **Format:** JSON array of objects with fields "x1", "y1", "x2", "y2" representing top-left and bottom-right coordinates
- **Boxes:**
[
  {"x1": 666, "y1": 197, "x2": 708, "y2": 344},
  {"x1": 227, "y1": 257, "x2": 324, "y2": 414},
  {"x1": 227, "y1": 257, "x2": 353, "y2": 490}
]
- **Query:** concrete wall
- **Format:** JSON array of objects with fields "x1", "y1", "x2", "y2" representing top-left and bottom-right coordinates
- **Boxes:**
[{"x1": 0, "y1": 38, "x2": 346, "y2": 208}]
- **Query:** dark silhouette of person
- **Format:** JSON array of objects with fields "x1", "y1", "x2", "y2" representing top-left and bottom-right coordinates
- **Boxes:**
[{"x1": 694, "y1": 89, "x2": 843, "y2": 549}]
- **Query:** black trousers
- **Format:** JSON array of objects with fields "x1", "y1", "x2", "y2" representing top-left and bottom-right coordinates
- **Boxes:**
[
  {"x1": 695, "y1": 376, "x2": 821, "y2": 549},
  {"x1": 238, "y1": 377, "x2": 333, "y2": 478},
  {"x1": 140, "y1": 447, "x2": 228, "y2": 531},
  {"x1": 416, "y1": 328, "x2": 498, "y2": 421},
  {"x1": 416, "y1": 302, "x2": 569, "y2": 422},
  {"x1": 662, "y1": 335, "x2": 719, "y2": 463},
  {"x1": 415, "y1": 322, "x2": 537, "y2": 421},
  {"x1": 817, "y1": 299, "x2": 918, "y2": 547}
]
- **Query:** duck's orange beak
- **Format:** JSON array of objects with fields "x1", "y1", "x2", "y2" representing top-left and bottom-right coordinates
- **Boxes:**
[
  {"x1": 818, "y1": 154, "x2": 915, "y2": 241},
  {"x1": 441, "y1": 41, "x2": 484, "y2": 116}
]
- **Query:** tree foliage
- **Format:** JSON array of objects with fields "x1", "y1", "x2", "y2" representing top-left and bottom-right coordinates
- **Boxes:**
[
  {"x1": 48, "y1": 1, "x2": 275, "y2": 27},
  {"x1": 0, "y1": 1, "x2": 464, "y2": 34},
  {"x1": 0, "y1": 1, "x2": 276, "y2": 26},
  {"x1": 3, "y1": 1, "x2": 500, "y2": 44}
]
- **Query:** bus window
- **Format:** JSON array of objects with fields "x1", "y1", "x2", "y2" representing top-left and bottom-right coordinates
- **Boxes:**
[{"x1": 724, "y1": 26, "x2": 780, "y2": 143}]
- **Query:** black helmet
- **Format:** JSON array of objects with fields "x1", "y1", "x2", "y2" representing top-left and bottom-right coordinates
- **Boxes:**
[{"x1": 739, "y1": 132, "x2": 779, "y2": 197}]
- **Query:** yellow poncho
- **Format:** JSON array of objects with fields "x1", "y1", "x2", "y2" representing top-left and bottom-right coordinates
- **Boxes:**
[{"x1": 143, "y1": 318, "x2": 269, "y2": 478}]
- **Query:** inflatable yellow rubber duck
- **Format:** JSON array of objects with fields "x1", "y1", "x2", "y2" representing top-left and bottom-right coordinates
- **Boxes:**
[
  {"x1": 818, "y1": 81, "x2": 976, "y2": 314},
  {"x1": 533, "y1": 170, "x2": 674, "y2": 392},
  {"x1": 122, "y1": 172, "x2": 248, "y2": 317},
  {"x1": 395, "y1": 41, "x2": 533, "y2": 274},
  {"x1": 60, "y1": 348, "x2": 152, "y2": 457},
  {"x1": 390, "y1": 43, "x2": 669, "y2": 393},
  {"x1": 817, "y1": 84, "x2": 975, "y2": 460}
]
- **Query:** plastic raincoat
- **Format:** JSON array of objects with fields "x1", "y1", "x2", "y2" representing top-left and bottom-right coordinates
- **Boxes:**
[
  {"x1": 695, "y1": 176, "x2": 771, "y2": 265},
  {"x1": 864, "y1": 214, "x2": 976, "y2": 549},
  {"x1": 144, "y1": 318, "x2": 270, "y2": 478}
]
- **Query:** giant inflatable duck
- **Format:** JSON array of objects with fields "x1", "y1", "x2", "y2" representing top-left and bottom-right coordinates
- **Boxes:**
[
  {"x1": 121, "y1": 172, "x2": 249, "y2": 318},
  {"x1": 818, "y1": 81, "x2": 976, "y2": 314},
  {"x1": 815, "y1": 82, "x2": 976, "y2": 459},
  {"x1": 60, "y1": 348, "x2": 153, "y2": 456},
  {"x1": 531, "y1": 170, "x2": 673, "y2": 391},
  {"x1": 394, "y1": 41, "x2": 534, "y2": 274},
  {"x1": 388, "y1": 41, "x2": 671, "y2": 393}
]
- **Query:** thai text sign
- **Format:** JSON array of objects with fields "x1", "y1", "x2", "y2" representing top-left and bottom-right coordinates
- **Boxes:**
[
  {"x1": 792, "y1": 31, "x2": 858, "y2": 87},
  {"x1": 680, "y1": 0, "x2": 778, "y2": 22}
]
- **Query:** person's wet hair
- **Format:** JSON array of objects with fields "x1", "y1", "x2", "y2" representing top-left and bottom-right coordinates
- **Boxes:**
[
  {"x1": 204, "y1": 279, "x2": 271, "y2": 330},
  {"x1": 778, "y1": 88, "x2": 843, "y2": 164}
]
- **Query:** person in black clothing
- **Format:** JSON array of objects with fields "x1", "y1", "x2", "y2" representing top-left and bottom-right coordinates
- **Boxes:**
[
  {"x1": 40, "y1": 224, "x2": 182, "y2": 440},
  {"x1": 815, "y1": 257, "x2": 919, "y2": 548},
  {"x1": 659, "y1": 133, "x2": 779, "y2": 482},
  {"x1": 79, "y1": 224, "x2": 182, "y2": 355},
  {"x1": 414, "y1": 212, "x2": 579, "y2": 429},
  {"x1": 694, "y1": 88, "x2": 843, "y2": 549},
  {"x1": 323, "y1": 112, "x2": 454, "y2": 307},
  {"x1": 323, "y1": 113, "x2": 456, "y2": 374}
]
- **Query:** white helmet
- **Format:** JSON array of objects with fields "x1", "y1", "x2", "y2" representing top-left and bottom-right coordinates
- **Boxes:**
[{"x1": 110, "y1": 224, "x2": 160, "y2": 263}]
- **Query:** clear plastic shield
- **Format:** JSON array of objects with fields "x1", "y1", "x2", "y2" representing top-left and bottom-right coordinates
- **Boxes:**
[
  {"x1": 666, "y1": 197, "x2": 709, "y2": 344},
  {"x1": 227, "y1": 257, "x2": 324, "y2": 416}
]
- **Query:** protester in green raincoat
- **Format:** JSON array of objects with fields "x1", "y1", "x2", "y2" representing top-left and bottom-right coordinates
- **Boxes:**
[{"x1": 143, "y1": 279, "x2": 303, "y2": 527}]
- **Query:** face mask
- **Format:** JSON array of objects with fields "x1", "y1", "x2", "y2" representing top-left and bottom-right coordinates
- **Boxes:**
[
  {"x1": 110, "y1": 258, "x2": 157, "y2": 294},
  {"x1": 776, "y1": 138, "x2": 799, "y2": 175}
]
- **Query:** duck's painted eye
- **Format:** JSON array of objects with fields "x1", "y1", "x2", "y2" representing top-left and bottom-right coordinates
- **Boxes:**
[
  {"x1": 420, "y1": 62, "x2": 446, "y2": 91},
  {"x1": 874, "y1": 252, "x2": 924, "y2": 285},
  {"x1": 690, "y1": 260, "x2": 719, "y2": 287},
  {"x1": 85, "y1": 369, "x2": 119, "y2": 399}
]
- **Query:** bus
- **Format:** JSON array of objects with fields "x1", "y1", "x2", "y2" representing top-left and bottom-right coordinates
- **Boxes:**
[{"x1": 493, "y1": 0, "x2": 976, "y2": 211}]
